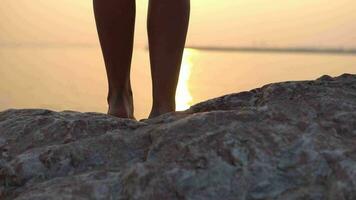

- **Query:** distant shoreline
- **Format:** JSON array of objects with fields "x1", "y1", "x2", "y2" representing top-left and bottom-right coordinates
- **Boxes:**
[
  {"x1": 186, "y1": 46, "x2": 356, "y2": 55},
  {"x1": 1, "y1": 42, "x2": 356, "y2": 55}
]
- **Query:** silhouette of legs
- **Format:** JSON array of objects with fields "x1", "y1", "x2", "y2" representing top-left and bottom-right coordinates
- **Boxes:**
[
  {"x1": 93, "y1": 0, "x2": 135, "y2": 119},
  {"x1": 94, "y1": 0, "x2": 190, "y2": 119},
  {"x1": 147, "y1": 0, "x2": 190, "y2": 118}
]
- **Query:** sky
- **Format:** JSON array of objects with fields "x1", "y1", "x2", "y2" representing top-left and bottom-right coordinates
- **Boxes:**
[{"x1": 0, "y1": 0, "x2": 356, "y2": 48}]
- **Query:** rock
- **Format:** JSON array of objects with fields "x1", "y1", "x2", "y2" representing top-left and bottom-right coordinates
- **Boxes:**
[{"x1": 0, "y1": 73, "x2": 356, "y2": 200}]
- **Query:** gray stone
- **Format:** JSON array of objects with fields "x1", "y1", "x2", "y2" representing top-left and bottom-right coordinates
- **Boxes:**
[{"x1": 0, "y1": 74, "x2": 356, "y2": 199}]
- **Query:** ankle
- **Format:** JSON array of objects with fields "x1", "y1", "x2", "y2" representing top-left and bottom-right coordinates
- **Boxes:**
[
  {"x1": 107, "y1": 88, "x2": 133, "y2": 104},
  {"x1": 107, "y1": 88, "x2": 134, "y2": 119}
]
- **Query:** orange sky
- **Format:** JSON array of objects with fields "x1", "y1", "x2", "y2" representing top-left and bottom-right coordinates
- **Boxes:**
[{"x1": 0, "y1": 0, "x2": 355, "y2": 48}]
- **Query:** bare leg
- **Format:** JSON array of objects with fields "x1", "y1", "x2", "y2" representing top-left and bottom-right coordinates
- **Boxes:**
[
  {"x1": 147, "y1": 0, "x2": 190, "y2": 118},
  {"x1": 93, "y1": 0, "x2": 135, "y2": 119}
]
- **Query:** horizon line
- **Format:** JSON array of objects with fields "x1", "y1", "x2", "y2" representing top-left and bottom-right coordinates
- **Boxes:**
[{"x1": 1, "y1": 42, "x2": 356, "y2": 55}]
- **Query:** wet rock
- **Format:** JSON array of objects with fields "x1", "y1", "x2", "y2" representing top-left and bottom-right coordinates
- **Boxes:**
[{"x1": 0, "y1": 74, "x2": 355, "y2": 199}]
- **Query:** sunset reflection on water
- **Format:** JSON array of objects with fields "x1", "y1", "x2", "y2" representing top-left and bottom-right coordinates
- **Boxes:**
[{"x1": 176, "y1": 48, "x2": 195, "y2": 111}]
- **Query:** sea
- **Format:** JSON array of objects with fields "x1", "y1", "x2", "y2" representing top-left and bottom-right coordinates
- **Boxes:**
[{"x1": 0, "y1": 46, "x2": 355, "y2": 119}]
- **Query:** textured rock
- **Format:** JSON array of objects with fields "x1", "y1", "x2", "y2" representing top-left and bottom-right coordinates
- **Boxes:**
[{"x1": 1, "y1": 74, "x2": 356, "y2": 200}]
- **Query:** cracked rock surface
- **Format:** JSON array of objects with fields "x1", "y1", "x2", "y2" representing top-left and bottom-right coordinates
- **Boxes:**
[{"x1": 1, "y1": 74, "x2": 356, "y2": 199}]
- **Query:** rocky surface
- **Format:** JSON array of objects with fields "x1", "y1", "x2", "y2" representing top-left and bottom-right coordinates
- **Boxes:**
[{"x1": 1, "y1": 74, "x2": 356, "y2": 200}]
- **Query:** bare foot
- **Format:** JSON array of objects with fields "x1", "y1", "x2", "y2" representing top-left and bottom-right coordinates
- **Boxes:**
[
  {"x1": 107, "y1": 90, "x2": 135, "y2": 119},
  {"x1": 148, "y1": 104, "x2": 175, "y2": 119}
]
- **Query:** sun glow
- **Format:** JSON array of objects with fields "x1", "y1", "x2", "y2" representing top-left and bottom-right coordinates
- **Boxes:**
[{"x1": 175, "y1": 49, "x2": 195, "y2": 111}]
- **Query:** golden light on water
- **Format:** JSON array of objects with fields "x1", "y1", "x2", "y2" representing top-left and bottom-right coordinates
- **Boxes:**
[{"x1": 175, "y1": 49, "x2": 195, "y2": 111}]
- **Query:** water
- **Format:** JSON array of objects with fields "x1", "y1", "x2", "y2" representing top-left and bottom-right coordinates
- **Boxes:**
[{"x1": 0, "y1": 46, "x2": 355, "y2": 119}]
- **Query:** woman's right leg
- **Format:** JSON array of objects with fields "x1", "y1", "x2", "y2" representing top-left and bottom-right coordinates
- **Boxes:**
[{"x1": 93, "y1": 0, "x2": 136, "y2": 119}]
